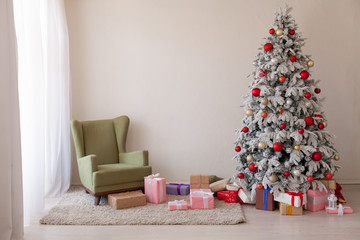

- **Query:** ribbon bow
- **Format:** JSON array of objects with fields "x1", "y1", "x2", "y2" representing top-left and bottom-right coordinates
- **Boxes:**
[
  {"x1": 173, "y1": 200, "x2": 185, "y2": 210},
  {"x1": 259, "y1": 69, "x2": 268, "y2": 79},
  {"x1": 145, "y1": 173, "x2": 160, "y2": 179},
  {"x1": 285, "y1": 191, "x2": 304, "y2": 206}
]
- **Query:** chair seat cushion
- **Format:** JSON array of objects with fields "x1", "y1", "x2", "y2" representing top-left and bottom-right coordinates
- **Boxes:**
[{"x1": 93, "y1": 163, "x2": 152, "y2": 187}]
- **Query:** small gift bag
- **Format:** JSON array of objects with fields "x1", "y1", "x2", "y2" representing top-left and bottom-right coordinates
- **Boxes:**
[{"x1": 225, "y1": 184, "x2": 239, "y2": 203}]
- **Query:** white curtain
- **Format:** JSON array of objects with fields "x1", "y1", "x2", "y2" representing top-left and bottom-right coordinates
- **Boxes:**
[
  {"x1": 14, "y1": 0, "x2": 71, "y2": 225},
  {"x1": 0, "y1": 0, "x2": 24, "y2": 239}
]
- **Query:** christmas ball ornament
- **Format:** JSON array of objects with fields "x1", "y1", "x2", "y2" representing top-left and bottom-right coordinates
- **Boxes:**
[
  {"x1": 294, "y1": 145, "x2": 300, "y2": 151},
  {"x1": 246, "y1": 109, "x2": 254, "y2": 116},
  {"x1": 235, "y1": 146, "x2": 241, "y2": 152},
  {"x1": 246, "y1": 154, "x2": 254, "y2": 162},
  {"x1": 271, "y1": 58, "x2": 279, "y2": 65},
  {"x1": 298, "y1": 128, "x2": 304, "y2": 134},
  {"x1": 261, "y1": 97, "x2": 268, "y2": 105},
  {"x1": 252, "y1": 88, "x2": 261, "y2": 97},
  {"x1": 334, "y1": 155, "x2": 340, "y2": 161},
  {"x1": 315, "y1": 88, "x2": 321, "y2": 94},
  {"x1": 264, "y1": 43, "x2": 273, "y2": 52},
  {"x1": 276, "y1": 28, "x2": 283, "y2": 36},
  {"x1": 269, "y1": 174, "x2": 278, "y2": 183},
  {"x1": 257, "y1": 183, "x2": 263, "y2": 190},
  {"x1": 238, "y1": 173, "x2": 244, "y2": 179},
  {"x1": 305, "y1": 101, "x2": 313, "y2": 108},
  {"x1": 318, "y1": 123, "x2": 325, "y2": 129},
  {"x1": 280, "y1": 123, "x2": 286, "y2": 129},
  {"x1": 305, "y1": 92, "x2": 312, "y2": 99},
  {"x1": 289, "y1": 29, "x2": 295, "y2": 35},
  {"x1": 307, "y1": 60, "x2": 314, "y2": 67},
  {"x1": 300, "y1": 70, "x2": 310, "y2": 80},
  {"x1": 293, "y1": 169, "x2": 301, "y2": 177},
  {"x1": 279, "y1": 76, "x2": 286, "y2": 83},
  {"x1": 269, "y1": 28, "x2": 275, "y2": 34},
  {"x1": 261, "y1": 111, "x2": 268, "y2": 118},
  {"x1": 307, "y1": 176, "x2": 314, "y2": 183},
  {"x1": 249, "y1": 163, "x2": 257, "y2": 172},
  {"x1": 273, "y1": 142, "x2": 283, "y2": 152},
  {"x1": 286, "y1": 98, "x2": 293, "y2": 105},
  {"x1": 284, "y1": 171, "x2": 290, "y2": 177},
  {"x1": 326, "y1": 172, "x2": 333, "y2": 180},
  {"x1": 258, "y1": 141, "x2": 267, "y2": 149},
  {"x1": 290, "y1": 55, "x2": 297, "y2": 62},
  {"x1": 322, "y1": 121, "x2": 328, "y2": 128},
  {"x1": 312, "y1": 152, "x2": 322, "y2": 161},
  {"x1": 305, "y1": 116, "x2": 314, "y2": 126},
  {"x1": 242, "y1": 127, "x2": 249, "y2": 133}
]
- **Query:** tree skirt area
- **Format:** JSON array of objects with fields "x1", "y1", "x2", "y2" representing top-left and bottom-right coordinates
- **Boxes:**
[{"x1": 40, "y1": 186, "x2": 246, "y2": 225}]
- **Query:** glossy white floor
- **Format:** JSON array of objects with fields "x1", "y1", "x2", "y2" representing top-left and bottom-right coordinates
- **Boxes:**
[{"x1": 25, "y1": 185, "x2": 360, "y2": 240}]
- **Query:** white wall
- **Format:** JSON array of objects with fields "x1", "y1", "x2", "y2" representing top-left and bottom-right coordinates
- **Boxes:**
[{"x1": 65, "y1": 0, "x2": 360, "y2": 184}]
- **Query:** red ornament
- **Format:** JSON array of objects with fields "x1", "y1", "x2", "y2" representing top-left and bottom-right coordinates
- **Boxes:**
[
  {"x1": 242, "y1": 127, "x2": 249, "y2": 133},
  {"x1": 315, "y1": 114, "x2": 323, "y2": 118},
  {"x1": 290, "y1": 55, "x2": 297, "y2": 62},
  {"x1": 300, "y1": 71, "x2": 310, "y2": 80},
  {"x1": 280, "y1": 123, "x2": 286, "y2": 129},
  {"x1": 273, "y1": 142, "x2": 283, "y2": 152},
  {"x1": 305, "y1": 92, "x2": 312, "y2": 99},
  {"x1": 284, "y1": 171, "x2": 290, "y2": 177},
  {"x1": 326, "y1": 172, "x2": 333, "y2": 180},
  {"x1": 298, "y1": 128, "x2": 304, "y2": 134},
  {"x1": 249, "y1": 163, "x2": 258, "y2": 172},
  {"x1": 312, "y1": 152, "x2": 322, "y2": 161},
  {"x1": 305, "y1": 116, "x2": 314, "y2": 126},
  {"x1": 261, "y1": 111, "x2": 268, "y2": 118},
  {"x1": 289, "y1": 29, "x2": 295, "y2": 35},
  {"x1": 238, "y1": 173, "x2": 244, "y2": 179},
  {"x1": 307, "y1": 176, "x2": 314, "y2": 183},
  {"x1": 269, "y1": 28, "x2": 275, "y2": 34},
  {"x1": 235, "y1": 146, "x2": 241, "y2": 152},
  {"x1": 318, "y1": 123, "x2": 324, "y2": 129},
  {"x1": 279, "y1": 76, "x2": 286, "y2": 83},
  {"x1": 315, "y1": 88, "x2": 321, "y2": 94},
  {"x1": 257, "y1": 183, "x2": 263, "y2": 190},
  {"x1": 279, "y1": 107, "x2": 283, "y2": 115},
  {"x1": 264, "y1": 43, "x2": 273, "y2": 52},
  {"x1": 252, "y1": 88, "x2": 261, "y2": 97}
]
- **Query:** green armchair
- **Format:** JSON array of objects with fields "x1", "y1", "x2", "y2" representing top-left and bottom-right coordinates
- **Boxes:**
[{"x1": 71, "y1": 116, "x2": 152, "y2": 205}]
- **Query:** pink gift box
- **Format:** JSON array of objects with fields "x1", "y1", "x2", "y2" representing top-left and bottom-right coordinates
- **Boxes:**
[
  {"x1": 190, "y1": 189, "x2": 214, "y2": 209},
  {"x1": 144, "y1": 174, "x2": 166, "y2": 204},
  {"x1": 326, "y1": 205, "x2": 353, "y2": 214},
  {"x1": 168, "y1": 200, "x2": 188, "y2": 211},
  {"x1": 306, "y1": 189, "x2": 331, "y2": 212}
]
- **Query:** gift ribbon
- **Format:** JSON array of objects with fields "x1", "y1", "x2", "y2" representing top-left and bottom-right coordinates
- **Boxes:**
[
  {"x1": 169, "y1": 183, "x2": 190, "y2": 195},
  {"x1": 285, "y1": 191, "x2": 304, "y2": 206},
  {"x1": 262, "y1": 187, "x2": 271, "y2": 210},
  {"x1": 146, "y1": 173, "x2": 160, "y2": 179},
  {"x1": 286, "y1": 204, "x2": 292, "y2": 215},
  {"x1": 173, "y1": 200, "x2": 185, "y2": 210},
  {"x1": 192, "y1": 190, "x2": 213, "y2": 209}
]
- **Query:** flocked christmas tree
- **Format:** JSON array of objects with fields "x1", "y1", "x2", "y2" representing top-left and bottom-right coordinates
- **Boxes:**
[{"x1": 234, "y1": 7, "x2": 340, "y2": 198}]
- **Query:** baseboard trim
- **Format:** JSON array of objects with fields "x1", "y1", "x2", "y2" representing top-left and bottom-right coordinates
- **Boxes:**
[{"x1": 335, "y1": 179, "x2": 360, "y2": 185}]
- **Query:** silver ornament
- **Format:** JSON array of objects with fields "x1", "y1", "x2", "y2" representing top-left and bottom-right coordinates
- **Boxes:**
[
  {"x1": 258, "y1": 141, "x2": 267, "y2": 149},
  {"x1": 246, "y1": 154, "x2": 254, "y2": 162},
  {"x1": 271, "y1": 58, "x2": 279, "y2": 65},
  {"x1": 305, "y1": 101, "x2": 312, "y2": 108},
  {"x1": 286, "y1": 99, "x2": 293, "y2": 105},
  {"x1": 293, "y1": 169, "x2": 301, "y2": 177},
  {"x1": 307, "y1": 60, "x2": 314, "y2": 67}
]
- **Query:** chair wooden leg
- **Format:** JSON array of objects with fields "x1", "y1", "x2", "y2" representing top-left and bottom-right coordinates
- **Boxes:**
[{"x1": 95, "y1": 196, "x2": 101, "y2": 205}]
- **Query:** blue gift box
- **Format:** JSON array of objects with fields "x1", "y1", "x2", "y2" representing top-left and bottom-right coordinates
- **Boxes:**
[{"x1": 166, "y1": 183, "x2": 190, "y2": 196}]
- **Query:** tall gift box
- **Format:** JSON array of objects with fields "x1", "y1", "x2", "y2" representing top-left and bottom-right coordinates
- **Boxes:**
[
  {"x1": 256, "y1": 187, "x2": 276, "y2": 211},
  {"x1": 279, "y1": 202, "x2": 303, "y2": 215},
  {"x1": 166, "y1": 183, "x2": 190, "y2": 196},
  {"x1": 274, "y1": 191, "x2": 307, "y2": 207},
  {"x1": 190, "y1": 189, "x2": 214, "y2": 209},
  {"x1": 190, "y1": 174, "x2": 210, "y2": 189},
  {"x1": 144, "y1": 173, "x2": 166, "y2": 204},
  {"x1": 306, "y1": 189, "x2": 331, "y2": 212}
]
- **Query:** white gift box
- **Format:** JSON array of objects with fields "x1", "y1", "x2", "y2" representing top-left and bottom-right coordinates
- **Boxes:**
[
  {"x1": 274, "y1": 191, "x2": 307, "y2": 208},
  {"x1": 238, "y1": 188, "x2": 255, "y2": 204}
]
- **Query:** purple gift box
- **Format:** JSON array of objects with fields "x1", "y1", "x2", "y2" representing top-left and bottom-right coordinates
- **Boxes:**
[{"x1": 166, "y1": 183, "x2": 190, "y2": 196}]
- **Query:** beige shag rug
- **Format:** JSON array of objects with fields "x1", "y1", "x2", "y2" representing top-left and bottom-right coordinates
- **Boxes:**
[{"x1": 40, "y1": 186, "x2": 246, "y2": 225}]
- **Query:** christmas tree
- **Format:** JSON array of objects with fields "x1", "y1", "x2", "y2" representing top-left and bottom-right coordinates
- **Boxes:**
[{"x1": 234, "y1": 7, "x2": 340, "y2": 198}]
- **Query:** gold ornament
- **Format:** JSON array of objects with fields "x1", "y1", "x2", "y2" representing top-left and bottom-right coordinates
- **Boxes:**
[
  {"x1": 305, "y1": 101, "x2": 312, "y2": 108},
  {"x1": 307, "y1": 60, "x2": 314, "y2": 67},
  {"x1": 322, "y1": 121, "x2": 328, "y2": 128},
  {"x1": 276, "y1": 28, "x2": 283, "y2": 36},
  {"x1": 261, "y1": 97, "x2": 268, "y2": 105},
  {"x1": 334, "y1": 155, "x2": 340, "y2": 161},
  {"x1": 269, "y1": 174, "x2": 278, "y2": 183},
  {"x1": 258, "y1": 141, "x2": 267, "y2": 149},
  {"x1": 294, "y1": 145, "x2": 300, "y2": 151},
  {"x1": 246, "y1": 109, "x2": 253, "y2": 116},
  {"x1": 247, "y1": 154, "x2": 254, "y2": 162}
]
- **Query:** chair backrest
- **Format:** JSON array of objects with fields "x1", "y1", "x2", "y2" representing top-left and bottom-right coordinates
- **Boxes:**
[{"x1": 71, "y1": 116, "x2": 130, "y2": 165}]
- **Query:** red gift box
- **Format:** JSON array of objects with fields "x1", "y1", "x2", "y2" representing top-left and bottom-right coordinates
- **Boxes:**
[{"x1": 217, "y1": 191, "x2": 228, "y2": 201}]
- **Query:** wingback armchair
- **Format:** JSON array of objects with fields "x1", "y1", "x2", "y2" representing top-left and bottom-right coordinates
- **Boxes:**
[{"x1": 71, "y1": 116, "x2": 152, "y2": 205}]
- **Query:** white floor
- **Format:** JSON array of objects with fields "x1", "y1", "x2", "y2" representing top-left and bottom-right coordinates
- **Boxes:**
[{"x1": 25, "y1": 185, "x2": 360, "y2": 240}]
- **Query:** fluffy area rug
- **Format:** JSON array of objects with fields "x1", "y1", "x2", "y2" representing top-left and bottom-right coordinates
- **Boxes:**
[{"x1": 40, "y1": 186, "x2": 246, "y2": 225}]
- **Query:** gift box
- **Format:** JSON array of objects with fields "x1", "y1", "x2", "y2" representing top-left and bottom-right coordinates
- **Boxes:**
[
  {"x1": 256, "y1": 187, "x2": 276, "y2": 211},
  {"x1": 311, "y1": 179, "x2": 336, "y2": 190},
  {"x1": 238, "y1": 188, "x2": 255, "y2": 204},
  {"x1": 225, "y1": 184, "x2": 240, "y2": 203},
  {"x1": 168, "y1": 200, "x2": 188, "y2": 211},
  {"x1": 144, "y1": 173, "x2": 166, "y2": 204},
  {"x1": 166, "y1": 183, "x2": 190, "y2": 196},
  {"x1": 326, "y1": 205, "x2": 353, "y2": 214},
  {"x1": 190, "y1": 174, "x2": 210, "y2": 189},
  {"x1": 279, "y1": 202, "x2": 303, "y2": 215},
  {"x1": 306, "y1": 189, "x2": 331, "y2": 212},
  {"x1": 190, "y1": 189, "x2": 214, "y2": 209},
  {"x1": 108, "y1": 191, "x2": 146, "y2": 210},
  {"x1": 217, "y1": 191, "x2": 228, "y2": 201},
  {"x1": 274, "y1": 191, "x2": 307, "y2": 207}
]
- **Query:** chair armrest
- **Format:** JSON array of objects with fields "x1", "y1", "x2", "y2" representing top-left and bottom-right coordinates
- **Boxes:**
[
  {"x1": 119, "y1": 150, "x2": 149, "y2": 166},
  {"x1": 77, "y1": 155, "x2": 98, "y2": 187}
]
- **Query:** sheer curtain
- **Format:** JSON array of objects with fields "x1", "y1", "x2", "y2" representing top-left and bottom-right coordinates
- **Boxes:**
[
  {"x1": 0, "y1": 0, "x2": 24, "y2": 239},
  {"x1": 14, "y1": 0, "x2": 71, "y2": 225}
]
